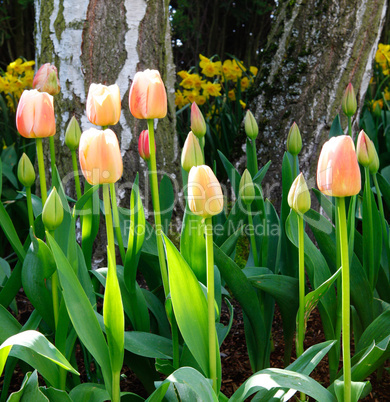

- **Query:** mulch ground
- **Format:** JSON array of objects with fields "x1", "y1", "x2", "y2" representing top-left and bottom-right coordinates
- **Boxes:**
[{"x1": 1, "y1": 291, "x2": 390, "y2": 401}]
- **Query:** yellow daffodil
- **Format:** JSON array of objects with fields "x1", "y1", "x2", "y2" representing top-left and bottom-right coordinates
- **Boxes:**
[
  {"x1": 178, "y1": 70, "x2": 190, "y2": 80},
  {"x1": 195, "y1": 94, "x2": 207, "y2": 105},
  {"x1": 239, "y1": 100, "x2": 246, "y2": 109},
  {"x1": 175, "y1": 90, "x2": 188, "y2": 108},
  {"x1": 222, "y1": 60, "x2": 236, "y2": 81},
  {"x1": 232, "y1": 59, "x2": 245, "y2": 78},
  {"x1": 228, "y1": 90, "x2": 236, "y2": 101},
  {"x1": 385, "y1": 87, "x2": 390, "y2": 101},
  {"x1": 199, "y1": 54, "x2": 222, "y2": 77},
  {"x1": 241, "y1": 77, "x2": 250, "y2": 90},
  {"x1": 250, "y1": 66, "x2": 258, "y2": 76},
  {"x1": 201, "y1": 81, "x2": 222, "y2": 97},
  {"x1": 183, "y1": 89, "x2": 199, "y2": 104}
]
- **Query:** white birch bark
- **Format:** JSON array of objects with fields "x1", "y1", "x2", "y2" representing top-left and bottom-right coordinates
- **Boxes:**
[{"x1": 34, "y1": 0, "x2": 178, "y2": 201}]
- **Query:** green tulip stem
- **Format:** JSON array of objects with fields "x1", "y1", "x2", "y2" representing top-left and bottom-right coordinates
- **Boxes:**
[
  {"x1": 110, "y1": 183, "x2": 126, "y2": 265},
  {"x1": 103, "y1": 184, "x2": 116, "y2": 270},
  {"x1": 251, "y1": 138, "x2": 258, "y2": 174},
  {"x1": 292, "y1": 155, "x2": 298, "y2": 179},
  {"x1": 297, "y1": 213, "x2": 306, "y2": 402},
  {"x1": 336, "y1": 197, "x2": 351, "y2": 402},
  {"x1": 373, "y1": 173, "x2": 389, "y2": 274},
  {"x1": 247, "y1": 204, "x2": 258, "y2": 266},
  {"x1": 147, "y1": 119, "x2": 169, "y2": 298},
  {"x1": 103, "y1": 183, "x2": 122, "y2": 402},
  {"x1": 364, "y1": 167, "x2": 375, "y2": 289},
  {"x1": 49, "y1": 136, "x2": 56, "y2": 175},
  {"x1": 71, "y1": 150, "x2": 82, "y2": 200},
  {"x1": 199, "y1": 136, "x2": 205, "y2": 161},
  {"x1": 171, "y1": 314, "x2": 180, "y2": 369},
  {"x1": 348, "y1": 116, "x2": 352, "y2": 137},
  {"x1": 36, "y1": 138, "x2": 48, "y2": 206},
  {"x1": 26, "y1": 186, "x2": 34, "y2": 227},
  {"x1": 48, "y1": 229, "x2": 59, "y2": 328},
  {"x1": 205, "y1": 217, "x2": 217, "y2": 393}
]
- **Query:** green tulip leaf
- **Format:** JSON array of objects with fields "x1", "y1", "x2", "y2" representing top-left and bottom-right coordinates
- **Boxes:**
[
  {"x1": 0, "y1": 330, "x2": 78, "y2": 384},
  {"x1": 46, "y1": 232, "x2": 112, "y2": 395},
  {"x1": 155, "y1": 367, "x2": 218, "y2": 402}
]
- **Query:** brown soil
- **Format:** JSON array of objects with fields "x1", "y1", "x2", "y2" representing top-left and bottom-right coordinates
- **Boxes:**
[{"x1": 1, "y1": 292, "x2": 389, "y2": 401}]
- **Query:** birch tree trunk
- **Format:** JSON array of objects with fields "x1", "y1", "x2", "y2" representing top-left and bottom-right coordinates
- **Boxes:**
[
  {"x1": 249, "y1": 0, "x2": 388, "y2": 203},
  {"x1": 34, "y1": 0, "x2": 178, "y2": 206}
]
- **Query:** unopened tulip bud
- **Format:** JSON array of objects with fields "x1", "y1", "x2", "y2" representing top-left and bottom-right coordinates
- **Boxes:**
[
  {"x1": 342, "y1": 83, "x2": 357, "y2": 117},
  {"x1": 288, "y1": 173, "x2": 311, "y2": 214},
  {"x1": 42, "y1": 187, "x2": 63, "y2": 230},
  {"x1": 138, "y1": 130, "x2": 152, "y2": 161},
  {"x1": 33, "y1": 63, "x2": 61, "y2": 96},
  {"x1": 181, "y1": 131, "x2": 204, "y2": 172},
  {"x1": 317, "y1": 135, "x2": 361, "y2": 197},
  {"x1": 239, "y1": 169, "x2": 255, "y2": 205},
  {"x1": 17, "y1": 153, "x2": 35, "y2": 188},
  {"x1": 369, "y1": 144, "x2": 379, "y2": 174},
  {"x1": 244, "y1": 110, "x2": 258, "y2": 139},
  {"x1": 187, "y1": 165, "x2": 223, "y2": 218},
  {"x1": 356, "y1": 130, "x2": 376, "y2": 167},
  {"x1": 65, "y1": 116, "x2": 82, "y2": 151},
  {"x1": 286, "y1": 122, "x2": 302, "y2": 155},
  {"x1": 190, "y1": 102, "x2": 206, "y2": 138}
]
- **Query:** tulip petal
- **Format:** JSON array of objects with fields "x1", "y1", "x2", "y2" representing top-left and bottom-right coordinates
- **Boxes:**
[
  {"x1": 16, "y1": 91, "x2": 35, "y2": 138},
  {"x1": 33, "y1": 93, "x2": 56, "y2": 137}
]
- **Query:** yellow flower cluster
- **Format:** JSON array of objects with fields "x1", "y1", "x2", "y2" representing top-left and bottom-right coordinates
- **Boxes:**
[
  {"x1": 0, "y1": 58, "x2": 35, "y2": 112},
  {"x1": 375, "y1": 44, "x2": 390, "y2": 75},
  {"x1": 175, "y1": 54, "x2": 258, "y2": 109}
]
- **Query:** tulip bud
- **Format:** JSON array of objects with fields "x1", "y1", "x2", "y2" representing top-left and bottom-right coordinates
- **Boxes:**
[
  {"x1": 190, "y1": 102, "x2": 206, "y2": 138},
  {"x1": 138, "y1": 130, "x2": 152, "y2": 161},
  {"x1": 317, "y1": 135, "x2": 361, "y2": 197},
  {"x1": 129, "y1": 69, "x2": 167, "y2": 119},
  {"x1": 244, "y1": 110, "x2": 258, "y2": 140},
  {"x1": 42, "y1": 187, "x2": 64, "y2": 231},
  {"x1": 288, "y1": 173, "x2": 311, "y2": 214},
  {"x1": 341, "y1": 83, "x2": 357, "y2": 117},
  {"x1": 65, "y1": 116, "x2": 82, "y2": 151},
  {"x1": 17, "y1": 153, "x2": 35, "y2": 188},
  {"x1": 79, "y1": 128, "x2": 123, "y2": 185},
  {"x1": 33, "y1": 63, "x2": 61, "y2": 96},
  {"x1": 181, "y1": 131, "x2": 204, "y2": 172},
  {"x1": 369, "y1": 144, "x2": 380, "y2": 174},
  {"x1": 86, "y1": 83, "x2": 121, "y2": 127},
  {"x1": 286, "y1": 122, "x2": 302, "y2": 155},
  {"x1": 187, "y1": 165, "x2": 223, "y2": 218},
  {"x1": 16, "y1": 90, "x2": 56, "y2": 138},
  {"x1": 356, "y1": 130, "x2": 377, "y2": 167},
  {"x1": 239, "y1": 169, "x2": 255, "y2": 205}
]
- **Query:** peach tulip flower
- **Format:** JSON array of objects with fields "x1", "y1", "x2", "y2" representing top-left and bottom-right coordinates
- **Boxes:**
[
  {"x1": 33, "y1": 63, "x2": 61, "y2": 96},
  {"x1": 86, "y1": 83, "x2": 121, "y2": 126},
  {"x1": 16, "y1": 89, "x2": 56, "y2": 138},
  {"x1": 317, "y1": 135, "x2": 361, "y2": 197},
  {"x1": 129, "y1": 69, "x2": 167, "y2": 119},
  {"x1": 79, "y1": 128, "x2": 123, "y2": 185},
  {"x1": 187, "y1": 165, "x2": 223, "y2": 218}
]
